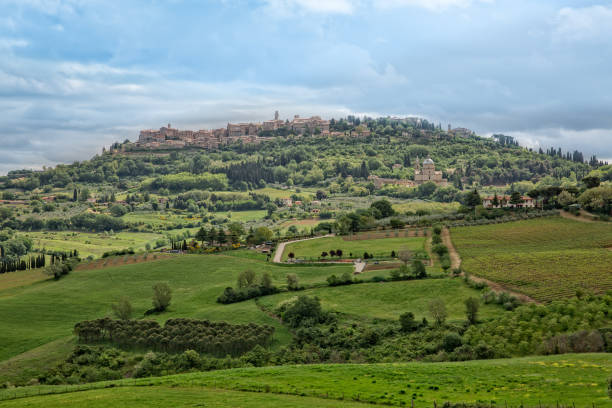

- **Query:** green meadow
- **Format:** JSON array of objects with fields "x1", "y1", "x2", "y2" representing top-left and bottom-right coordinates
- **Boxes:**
[
  {"x1": 2, "y1": 354, "x2": 610, "y2": 406},
  {"x1": 20, "y1": 231, "x2": 161, "y2": 258},
  {"x1": 282, "y1": 236, "x2": 426, "y2": 260},
  {"x1": 259, "y1": 278, "x2": 505, "y2": 322},
  {"x1": 0, "y1": 254, "x2": 352, "y2": 362}
]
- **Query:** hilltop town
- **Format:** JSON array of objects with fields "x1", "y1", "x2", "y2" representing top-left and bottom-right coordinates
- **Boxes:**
[
  {"x1": 135, "y1": 112, "x2": 330, "y2": 150},
  {"x1": 128, "y1": 112, "x2": 475, "y2": 152}
]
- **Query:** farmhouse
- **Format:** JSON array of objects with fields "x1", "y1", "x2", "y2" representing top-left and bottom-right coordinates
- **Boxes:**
[{"x1": 482, "y1": 195, "x2": 536, "y2": 208}]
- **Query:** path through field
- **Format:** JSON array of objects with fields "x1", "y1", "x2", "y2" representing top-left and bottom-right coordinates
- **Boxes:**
[
  {"x1": 273, "y1": 235, "x2": 334, "y2": 263},
  {"x1": 443, "y1": 227, "x2": 539, "y2": 304}
]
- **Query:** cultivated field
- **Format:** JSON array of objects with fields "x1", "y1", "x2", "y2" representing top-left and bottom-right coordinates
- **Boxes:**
[
  {"x1": 451, "y1": 217, "x2": 612, "y2": 302},
  {"x1": 260, "y1": 278, "x2": 505, "y2": 322},
  {"x1": 2, "y1": 354, "x2": 609, "y2": 406},
  {"x1": 0, "y1": 254, "x2": 352, "y2": 362},
  {"x1": 392, "y1": 200, "x2": 461, "y2": 214},
  {"x1": 282, "y1": 236, "x2": 426, "y2": 261}
]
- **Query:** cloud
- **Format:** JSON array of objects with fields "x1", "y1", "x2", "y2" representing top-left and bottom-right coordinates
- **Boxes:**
[
  {"x1": 0, "y1": 38, "x2": 28, "y2": 50},
  {"x1": 374, "y1": 0, "x2": 492, "y2": 11},
  {"x1": 554, "y1": 5, "x2": 612, "y2": 42},
  {"x1": 264, "y1": 0, "x2": 355, "y2": 15}
]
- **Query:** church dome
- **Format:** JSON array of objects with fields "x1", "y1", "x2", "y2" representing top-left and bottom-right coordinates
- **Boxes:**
[{"x1": 423, "y1": 158, "x2": 434, "y2": 165}]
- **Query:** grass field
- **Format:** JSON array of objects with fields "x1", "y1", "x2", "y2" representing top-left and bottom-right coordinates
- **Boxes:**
[
  {"x1": 21, "y1": 231, "x2": 161, "y2": 258},
  {"x1": 122, "y1": 212, "x2": 201, "y2": 228},
  {"x1": 451, "y1": 217, "x2": 612, "y2": 302},
  {"x1": 392, "y1": 200, "x2": 461, "y2": 214},
  {"x1": 2, "y1": 354, "x2": 610, "y2": 406},
  {"x1": 0, "y1": 386, "x2": 376, "y2": 407},
  {"x1": 0, "y1": 254, "x2": 352, "y2": 362},
  {"x1": 279, "y1": 217, "x2": 329, "y2": 229},
  {"x1": 123, "y1": 209, "x2": 267, "y2": 227},
  {"x1": 213, "y1": 209, "x2": 267, "y2": 222},
  {"x1": 0, "y1": 268, "x2": 50, "y2": 291},
  {"x1": 260, "y1": 278, "x2": 505, "y2": 322},
  {"x1": 282, "y1": 236, "x2": 426, "y2": 261}
]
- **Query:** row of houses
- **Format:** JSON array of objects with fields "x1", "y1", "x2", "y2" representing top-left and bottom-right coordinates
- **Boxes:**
[{"x1": 136, "y1": 112, "x2": 330, "y2": 150}]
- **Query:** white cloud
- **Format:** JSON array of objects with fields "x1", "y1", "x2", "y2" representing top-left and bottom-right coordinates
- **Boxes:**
[
  {"x1": 374, "y1": 0, "x2": 492, "y2": 12},
  {"x1": 554, "y1": 5, "x2": 612, "y2": 42},
  {"x1": 264, "y1": 0, "x2": 355, "y2": 15},
  {"x1": 0, "y1": 38, "x2": 28, "y2": 50}
]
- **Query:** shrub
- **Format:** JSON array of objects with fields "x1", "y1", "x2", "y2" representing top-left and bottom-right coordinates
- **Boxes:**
[
  {"x1": 464, "y1": 297, "x2": 479, "y2": 324},
  {"x1": 281, "y1": 296, "x2": 326, "y2": 328},
  {"x1": 443, "y1": 332, "x2": 463, "y2": 352},
  {"x1": 399, "y1": 312, "x2": 419, "y2": 332}
]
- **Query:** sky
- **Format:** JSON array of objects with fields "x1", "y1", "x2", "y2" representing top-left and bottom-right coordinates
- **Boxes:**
[{"x1": 0, "y1": 0, "x2": 611, "y2": 174}]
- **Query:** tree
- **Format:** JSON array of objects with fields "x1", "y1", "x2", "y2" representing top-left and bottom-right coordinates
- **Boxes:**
[
  {"x1": 465, "y1": 297, "x2": 480, "y2": 324},
  {"x1": 237, "y1": 269, "x2": 257, "y2": 288},
  {"x1": 321, "y1": 251, "x2": 328, "y2": 258},
  {"x1": 266, "y1": 203, "x2": 277, "y2": 218},
  {"x1": 370, "y1": 199, "x2": 394, "y2": 219},
  {"x1": 112, "y1": 296, "x2": 133, "y2": 320},
  {"x1": 281, "y1": 295, "x2": 324, "y2": 328},
  {"x1": 228, "y1": 222, "x2": 245, "y2": 244},
  {"x1": 217, "y1": 228, "x2": 227, "y2": 245},
  {"x1": 152, "y1": 283, "x2": 172, "y2": 312},
  {"x1": 582, "y1": 175, "x2": 601, "y2": 189},
  {"x1": 398, "y1": 248, "x2": 412, "y2": 265},
  {"x1": 286, "y1": 274, "x2": 299, "y2": 291},
  {"x1": 492, "y1": 194, "x2": 500, "y2": 207},
  {"x1": 412, "y1": 259, "x2": 426, "y2": 278},
  {"x1": 510, "y1": 191, "x2": 523, "y2": 207},
  {"x1": 252, "y1": 226, "x2": 272, "y2": 244},
  {"x1": 399, "y1": 312, "x2": 419, "y2": 332},
  {"x1": 335, "y1": 249, "x2": 343, "y2": 258},
  {"x1": 287, "y1": 252, "x2": 295, "y2": 261},
  {"x1": 428, "y1": 299, "x2": 447, "y2": 326},
  {"x1": 465, "y1": 189, "x2": 481, "y2": 208},
  {"x1": 260, "y1": 272, "x2": 273, "y2": 290},
  {"x1": 195, "y1": 227, "x2": 208, "y2": 245}
]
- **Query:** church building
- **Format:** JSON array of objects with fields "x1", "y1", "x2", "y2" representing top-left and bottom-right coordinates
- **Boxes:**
[{"x1": 414, "y1": 156, "x2": 448, "y2": 186}]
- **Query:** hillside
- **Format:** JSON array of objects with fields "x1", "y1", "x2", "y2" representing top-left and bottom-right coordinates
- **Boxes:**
[{"x1": 2, "y1": 354, "x2": 610, "y2": 406}]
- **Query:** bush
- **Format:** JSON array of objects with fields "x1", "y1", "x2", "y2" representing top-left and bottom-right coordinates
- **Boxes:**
[
  {"x1": 399, "y1": 312, "x2": 419, "y2": 332},
  {"x1": 280, "y1": 296, "x2": 326, "y2": 328},
  {"x1": 442, "y1": 332, "x2": 463, "y2": 352}
]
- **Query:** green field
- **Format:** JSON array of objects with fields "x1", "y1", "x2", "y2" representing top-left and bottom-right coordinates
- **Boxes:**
[
  {"x1": 260, "y1": 278, "x2": 505, "y2": 322},
  {"x1": 392, "y1": 200, "x2": 461, "y2": 214},
  {"x1": 451, "y1": 217, "x2": 612, "y2": 302},
  {"x1": 2, "y1": 354, "x2": 610, "y2": 406},
  {"x1": 0, "y1": 254, "x2": 352, "y2": 362},
  {"x1": 283, "y1": 236, "x2": 426, "y2": 261},
  {"x1": 20, "y1": 231, "x2": 161, "y2": 258}
]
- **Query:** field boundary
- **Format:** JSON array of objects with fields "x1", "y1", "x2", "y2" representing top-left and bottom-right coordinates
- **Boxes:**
[{"x1": 445, "y1": 227, "x2": 539, "y2": 304}]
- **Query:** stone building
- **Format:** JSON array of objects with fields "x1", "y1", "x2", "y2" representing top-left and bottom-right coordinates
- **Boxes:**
[{"x1": 414, "y1": 157, "x2": 448, "y2": 186}]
